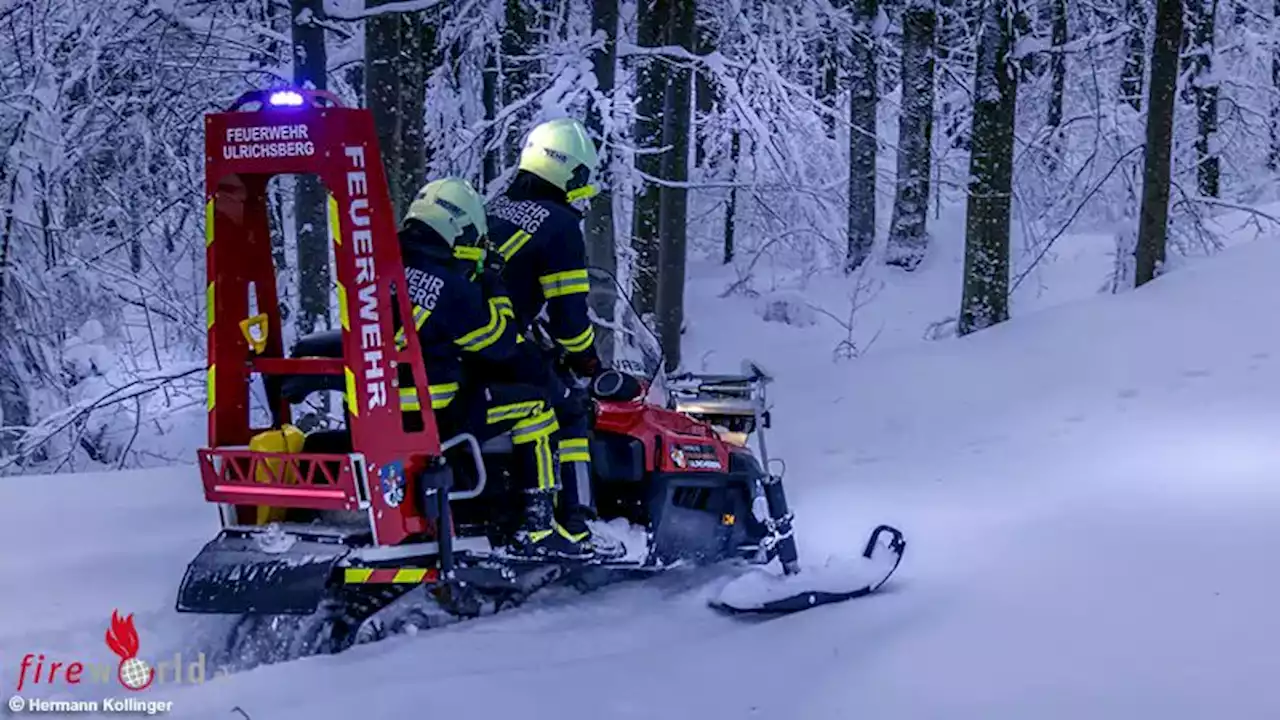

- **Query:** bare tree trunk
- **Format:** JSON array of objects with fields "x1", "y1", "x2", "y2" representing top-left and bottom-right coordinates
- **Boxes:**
[
  {"x1": 937, "y1": 0, "x2": 967, "y2": 150},
  {"x1": 585, "y1": 0, "x2": 618, "y2": 273},
  {"x1": 397, "y1": 11, "x2": 431, "y2": 198},
  {"x1": 723, "y1": 130, "x2": 740, "y2": 264},
  {"x1": 1271, "y1": 0, "x2": 1280, "y2": 170},
  {"x1": 846, "y1": 0, "x2": 879, "y2": 272},
  {"x1": 958, "y1": 0, "x2": 1018, "y2": 335},
  {"x1": 366, "y1": 1, "x2": 403, "y2": 210},
  {"x1": 886, "y1": 0, "x2": 936, "y2": 270},
  {"x1": 292, "y1": 0, "x2": 329, "y2": 334},
  {"x1": 1134, "y1": 0, "x2": 1182, "y2": 287},
  {"x1": 630, "y1": 0, "x2": 667, "y2": 316},
  {"x1": 694, "y1": 4, "x2": 718, "y2": 168},
  {"x1": 585, "y1": 0, "x2": 619, "y2": 365},
  {"x1": 1120, "y1": 0, "x2": 1146, "y2": 110},
  {"x1": 483, "y1": 43, "x2": 501, "y2": 187},
  {"x1": 657, "y1": 0, "x2": 695, "y2": 372},
  {"x1": 502, "y1": 0, "x2": 534, "y2": 168},
  {"x1": 1188, "y1": 0, "x2": 1220, "y2": 198},
  {"x1": 1044, "y1": 0, "x2": 1067, "y2": 173},
  {"x1": 816, "y1": 8, "x2": 841, "y2": 136},
  {"x1": 364, "y1": 2, "x2": 432, "y2": 220}
]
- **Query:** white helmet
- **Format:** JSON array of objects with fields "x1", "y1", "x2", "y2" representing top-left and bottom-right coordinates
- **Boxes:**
[
  {"x1": 403, "y1": 178, "x2": 488, "y2": 247},
  {"x1": 517, "y1": 117, "x2": 600, "y2": 205}
]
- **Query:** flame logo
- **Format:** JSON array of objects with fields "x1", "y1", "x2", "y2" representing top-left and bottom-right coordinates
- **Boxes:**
[{"x1": 105, "y1": 610, "x2": 154, "y2": 691}]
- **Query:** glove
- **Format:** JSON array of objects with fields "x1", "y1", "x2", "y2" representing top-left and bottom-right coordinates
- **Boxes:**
[
  {"x1": 564, "y1": 349, "x2": 602, "y2": 381},
  {"x1": 477, "y1": 266, "x2": 504, "y2": 299},
  {"x1": 482, "y1": 251, "x2": 505, "y2": 276}
]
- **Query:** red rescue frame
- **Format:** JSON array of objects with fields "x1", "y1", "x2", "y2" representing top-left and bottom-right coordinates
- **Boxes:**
[{"x1": 200, "y1": 89, "x2": 439, "y2": 546}]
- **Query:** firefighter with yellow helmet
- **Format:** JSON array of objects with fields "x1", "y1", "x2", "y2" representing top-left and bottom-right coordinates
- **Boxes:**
[{"x1": 479, "y1": 117, "x2": 625, "y2": 559}]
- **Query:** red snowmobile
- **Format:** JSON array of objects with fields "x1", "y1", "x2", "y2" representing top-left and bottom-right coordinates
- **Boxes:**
[{"x1": 177, "y1": 88, "x2": 905, "y2": 654}]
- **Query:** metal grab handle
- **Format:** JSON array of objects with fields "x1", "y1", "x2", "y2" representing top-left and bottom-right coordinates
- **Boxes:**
[{"x1": 440, "y1": 433, "x2": 487, "y2": 501}]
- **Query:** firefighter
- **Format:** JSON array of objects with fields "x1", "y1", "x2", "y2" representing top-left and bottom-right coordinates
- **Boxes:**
[
  {"x1": 396, "y1": 178, "x2": 593, "y2": 560},
  {"x1": 481, "y1": 117, "x2": 624, "y2": 560}
]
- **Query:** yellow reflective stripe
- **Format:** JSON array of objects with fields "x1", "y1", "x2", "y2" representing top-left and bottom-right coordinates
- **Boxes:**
[
  {"x1": 511, "y1": 408, "x2": 559, "y2": 444},
  {"x1": 395, "y1": 305, "x2": 431, "y2": 350},
  {"x1": 491, "y1": 296, "x2": 514, "y2": 318},
  {"x1": 393, "y1": 568, "x2": 430, "y2": 583},
  {"x1": 399, "y1": 383, "x2": 459, "y2": 411},
  {"x1": 556, "y1": 325, "x2": 595, "y2": 353},
  {"x1": 206, "y1": 365, "x2": 215, "y2": 411},
  {"x1": 399, "y1": 387, "x2": 421, "y2": 411},
  {"x1": 539, "y1": 269, "x2": 590, "y2": 298},
  {"x1": 454, "y1": 301, "x2": 508, "y2": 352},
  {"x1": 205, "y1": 282, "x2": 215, "y2": 329},
  {"x1": 327, "y1": 196, "x2": 341, "y2": 245},
  {"x1": 534, "y1": 435, "x2": 555, "y2": 490},
  {"x1": 486, "y1": 400, "x2": 543, "y2": 424},
  {"x1": 454, "y1": 246, "x2": 484, "y2": 263},
  {"x1": 498, "y1": 229, "x2": 532, "y2": 261},
  {"x1": 204, "y1": 198, "x2": 214, "y2": 246},
  {"x1": 337, "y1": 283, "x2": 350, "y2": 331},
  {"x1": 429, "y1": 382, "x2": 458, "y2": 408},
  {"x1": 413, "y1": 305, "x2": 431, "y2": 329},
  {"x1": 344, "y1": 568, "x2": 373, "y2": 583},
  {"x1": 343, "y1": 568, "x2": 434, "y2": 583},
  {"x1": 558, "y1": 437, "x2": 590, "y2": 463},
  {"x1": 344, "y1": 368, "x2": 359, "y2": 416}
]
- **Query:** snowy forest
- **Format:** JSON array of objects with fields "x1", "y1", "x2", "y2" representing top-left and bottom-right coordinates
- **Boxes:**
[{"x1": 1, "y1": 0, "x2": 1277, "y2": 474}]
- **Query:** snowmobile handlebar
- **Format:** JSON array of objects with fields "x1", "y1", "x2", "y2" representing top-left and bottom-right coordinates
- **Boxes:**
[{"x1": 667, "y1": 359, "x2": 773, "y2": 390}]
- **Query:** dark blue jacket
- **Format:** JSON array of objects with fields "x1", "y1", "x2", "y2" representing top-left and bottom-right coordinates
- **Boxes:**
[
  {"x1": 485, "y1": 172, "x2": 598, "y2": 361},
  {"x1": 395, "y1": 222, "x2": 520, "y2": 412}
]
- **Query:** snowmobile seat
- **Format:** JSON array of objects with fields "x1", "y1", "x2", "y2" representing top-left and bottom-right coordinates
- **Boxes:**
[
  {"x1": 292, "y1": 329, "x2": 344, "y2": 358},
  {"x1": 278, "y1": 330, "x2": 345, "y2": 403},
  {"x1": 479, "y1": 434, "x2": 513, "y2": 454}
]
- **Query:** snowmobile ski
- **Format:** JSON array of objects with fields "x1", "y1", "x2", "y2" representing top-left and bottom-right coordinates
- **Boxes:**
[{"x1": 708, "y1": 524, "x2": 905, "y2": 615}]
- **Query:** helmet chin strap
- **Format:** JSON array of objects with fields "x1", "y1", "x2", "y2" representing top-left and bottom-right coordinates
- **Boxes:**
[
  {"x1": 566, "y1": 183, "x2": 598, "y2": 214},
  {"x1": 566, "y1": 184, "x2": 598, "y2": 203}
]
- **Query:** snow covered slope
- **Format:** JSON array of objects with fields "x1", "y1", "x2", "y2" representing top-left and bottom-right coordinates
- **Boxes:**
[{"x1": 6, "y1": 238, "x2": 1280, "y2": 719}]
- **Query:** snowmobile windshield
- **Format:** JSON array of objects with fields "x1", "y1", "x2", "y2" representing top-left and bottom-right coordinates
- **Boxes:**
[{"x1": 586, "y1": 267, "x2": 666, "y2": 387}]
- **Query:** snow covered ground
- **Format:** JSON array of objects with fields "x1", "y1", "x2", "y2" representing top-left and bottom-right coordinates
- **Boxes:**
[{"x1": 5, "y1": 226, "x2": 1280, "y2": 718}]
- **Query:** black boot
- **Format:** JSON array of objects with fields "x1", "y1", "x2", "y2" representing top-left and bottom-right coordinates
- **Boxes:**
[
  {"x1": 557, "y1": 460, "x2": 626, "y2": 560},
  {"x1": 508, "y1": 489, "x2": 595, "y2": 560}
]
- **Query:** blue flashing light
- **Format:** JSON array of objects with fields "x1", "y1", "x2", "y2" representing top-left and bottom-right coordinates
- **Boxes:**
[{"x1": 268, "y1": 90, "x2": 304, "y2": 107}]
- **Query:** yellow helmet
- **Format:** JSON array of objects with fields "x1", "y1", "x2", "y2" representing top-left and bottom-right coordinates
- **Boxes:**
[
  {"x1": 517, "y1": 117, "x2": 600, "y2": 205},
  {"x1": 403, "y1": 178, "x2": 488, "y2": 247}
]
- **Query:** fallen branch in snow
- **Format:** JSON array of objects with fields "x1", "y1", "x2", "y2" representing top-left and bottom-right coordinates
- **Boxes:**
[{"x1": 0, "y1": 364, "x2": 204, "y2": 471}]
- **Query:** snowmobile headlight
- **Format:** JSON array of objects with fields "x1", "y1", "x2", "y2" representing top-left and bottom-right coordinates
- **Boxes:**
[{"x1": 269, "y1": 90, "x2": 304, "y2": 107}]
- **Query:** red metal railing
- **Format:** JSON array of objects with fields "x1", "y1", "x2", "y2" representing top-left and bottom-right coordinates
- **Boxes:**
[{"x1": 197, "y1": 448, "x2": 366, "y2": 511}]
